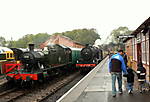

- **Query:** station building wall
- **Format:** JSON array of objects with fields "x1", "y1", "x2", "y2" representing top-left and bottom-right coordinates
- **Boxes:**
[{"x1": 125, "y1": 17, "x2": 150, "y2": 81}]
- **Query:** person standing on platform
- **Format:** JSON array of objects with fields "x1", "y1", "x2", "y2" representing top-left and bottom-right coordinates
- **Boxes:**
[
  {"x1": 123, "y1": 52, "x2": 128, "y2": 67},
  {"x1": 137, "y1": 62, "x2": 146, "y2": 93},
  {"x1": 108, "y1": 49, "x2": 128, "y2": 97},
  {"x1": 123, "y1": 67, "x2": 135, "y2": 94}
]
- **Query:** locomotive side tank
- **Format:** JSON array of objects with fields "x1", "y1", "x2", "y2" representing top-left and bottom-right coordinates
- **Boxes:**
[{"x1": 43, "y1": 44, "x2": 72, "y2": 69}]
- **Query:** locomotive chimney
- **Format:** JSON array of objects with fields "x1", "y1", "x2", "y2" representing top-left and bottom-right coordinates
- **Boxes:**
[{"x1": 29, "y1": 44, "x2": 34, "y2": 51}]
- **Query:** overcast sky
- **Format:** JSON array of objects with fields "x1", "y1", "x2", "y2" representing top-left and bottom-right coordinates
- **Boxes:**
[{"x1": 0, "y1": 0, "x2": 149, "y2": 44}]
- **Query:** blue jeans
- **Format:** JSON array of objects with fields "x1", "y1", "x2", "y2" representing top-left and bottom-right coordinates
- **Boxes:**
[
  {"x1": 111, "y1": 72, "x2": 122, "y2": 95},
  {"x1": 127, "y1": 83, "x2": 133, "y2": 91}
]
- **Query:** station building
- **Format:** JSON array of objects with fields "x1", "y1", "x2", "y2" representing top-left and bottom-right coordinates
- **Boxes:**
[{"x1": 124, "y1": 17, "x2": 150, "y2": 81}]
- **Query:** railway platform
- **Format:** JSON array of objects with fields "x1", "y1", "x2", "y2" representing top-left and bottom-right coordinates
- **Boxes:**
[{"x1": 57, "y1": 56, "x2": 150, "y2": 102}]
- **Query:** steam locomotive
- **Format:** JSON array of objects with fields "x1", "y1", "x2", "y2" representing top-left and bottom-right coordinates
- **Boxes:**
[
  {"x1": 76, "y1": 44, "x2": 103, "y2": 72},
  {"x1": 5, "y1": 44, "x2": 81, "y2": 84}
]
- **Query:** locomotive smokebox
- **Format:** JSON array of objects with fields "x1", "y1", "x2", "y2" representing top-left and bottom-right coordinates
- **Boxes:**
[{"x1": 29, "y1": 44, "x2": 34, "y2": 51}]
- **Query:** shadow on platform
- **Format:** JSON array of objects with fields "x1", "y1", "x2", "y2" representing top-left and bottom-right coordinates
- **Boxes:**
[{"x1": 108, "y1": 91, "x2": 150, "y2": 102}]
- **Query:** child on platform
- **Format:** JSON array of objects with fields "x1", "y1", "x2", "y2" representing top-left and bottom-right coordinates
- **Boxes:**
[{"x1": 124, "y1": 67, "x2": 135, "y2": 94}]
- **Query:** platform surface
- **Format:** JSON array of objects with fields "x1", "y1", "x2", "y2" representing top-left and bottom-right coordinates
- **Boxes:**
[
  {"x1": 57, "y1": 57, "x2": 150, "y2": 102},
  {"x1": 75, "y1": 58, "x2": 150, "y2": 102}
]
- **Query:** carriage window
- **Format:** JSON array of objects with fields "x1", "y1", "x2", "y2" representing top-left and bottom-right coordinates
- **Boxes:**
[
  {"x1": 10, "y1": 53, "x2": 13, "y2": 58},
  {"x1": 7, "y1": 53, "x2": 9, "y2": 58}
]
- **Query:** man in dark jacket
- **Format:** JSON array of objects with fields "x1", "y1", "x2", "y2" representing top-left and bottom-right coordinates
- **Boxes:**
[{"x1": 108, "y1": 50, "x2": 128, "y2": 97}]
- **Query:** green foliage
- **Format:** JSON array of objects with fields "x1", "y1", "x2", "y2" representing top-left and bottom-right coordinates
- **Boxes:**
[
  {"x1": 4, "y1": 28, "x2": 100, "y2": 48},
  {"x1": 103, "y1": 26, "x2": 132, "y2": 52},
  {"x1": 32, "y1": 33, "x2": 51, "y2": 48},
  {"x1": 0, "y1": 36, "x2": 6, "y2": 46},
  {"x1": 111, "y1": 26, "x2": 132, "y2": 44},
  {"x1": 11, "y1": 33, "x2": 50, "y2": 48},
  {"x1": 59, "y1": 28, "x2": 100, "y2": 45}
]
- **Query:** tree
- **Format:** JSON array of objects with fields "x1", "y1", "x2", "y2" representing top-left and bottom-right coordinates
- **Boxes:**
[
  {"x1": 59, "y1": 28, "x2": 100, "y2": 45},
  {"x1": 110, "y1": 26, "x2": 132, "y2": 50},
  {"x1": 12, "y1": 34, "x2": 34, "y2": 48},
  {"x1": 33, "y1": 33, "x2": 51, "y2": 48},
  {"x1": 11, "y1": 33, "x2": 50, "y2": 48},
  {"x1": 0, "y1": 36, "x2": 6, "y2": 46},
  {"x1": 7, "y1": 37, "x2": 14, "y2": 48},
  {"x1": 111, "y1": 27, "x2": 132, "y2": 44},
  {"x1": 5, "y1": 28, "x2": 100, "y2": 48}
]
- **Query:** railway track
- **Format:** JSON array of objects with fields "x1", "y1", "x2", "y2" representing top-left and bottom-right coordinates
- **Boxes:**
[
  {"x1": 0, "y1": 80, "x2": 16, "y2": 94},
  {"x1": 15, "y1": 72, "x2": 80, "y2": 102},
  {"x1": 0, "y1": 88, "x2": 17, "y2": 97},
  {"x1": 0, "y1": 72, "x2": 81, "y2": 102},
  {"x1": 0, "y1": 88, "x2": 28, "y2": 102}
]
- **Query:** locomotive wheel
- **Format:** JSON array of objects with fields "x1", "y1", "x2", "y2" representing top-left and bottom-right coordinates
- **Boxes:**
[
  {"x1": 20, "y1": 80, "x2": 35, "y2": 88},
  {"x1": 20, "y1": 80, "x2": 26, "y2": 88},
  {"x1": 39, "y1": 79, "x2": 44, "y2": 83},
  {"x1": 29, "y1": 80, "x2": 37, "y2": 88}
]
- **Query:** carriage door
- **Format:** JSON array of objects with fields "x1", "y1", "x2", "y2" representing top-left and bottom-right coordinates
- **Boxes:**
[{"x1": 137, "y1": 43, "x2": 142, "y2": 64}]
